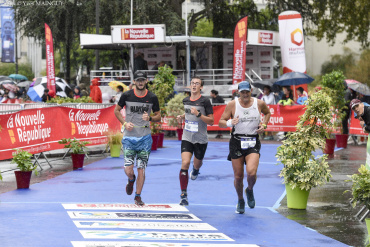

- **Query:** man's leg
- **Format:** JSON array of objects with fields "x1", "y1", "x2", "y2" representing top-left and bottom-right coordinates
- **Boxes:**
[
  {"x1": 244, "y1": 153, "x2": 260, "y2": 208},
  {"x1": 179, "y1": 152, "x2": 192, "y2": 206},
  {"x1": 191, "y1": 143, "x2": 207, "y2": 180},
  {"x1": 135, "y1": 167, "x2": 145, "y2": 195},
  {"x1": 232, "y1": 157, "x2": 245, "y2": 214},
  {"x1": 123, "y1": 149, "x2": 136, "y2": 196}
]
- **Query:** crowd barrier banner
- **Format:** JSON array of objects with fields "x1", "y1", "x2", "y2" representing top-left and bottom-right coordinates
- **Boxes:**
[
  {"x1": 0, "y1": 106, "x2": 120, "y2": 160},
  {"x1": 349, "y1": 111, "x2": 366, "y2": 135},
  {"x1": 160, "y1": 104, "x2": 306, "y2": 132}
]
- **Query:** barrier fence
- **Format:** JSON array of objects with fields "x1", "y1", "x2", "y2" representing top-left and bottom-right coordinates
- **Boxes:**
[{"x1": 0, "y1": 104, "x2": 366, "y2": 161}]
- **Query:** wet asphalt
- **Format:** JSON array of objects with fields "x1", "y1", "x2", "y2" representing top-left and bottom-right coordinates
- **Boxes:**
[{"x1": 0, "y1": 135, "x2": 368, "y2": 246}]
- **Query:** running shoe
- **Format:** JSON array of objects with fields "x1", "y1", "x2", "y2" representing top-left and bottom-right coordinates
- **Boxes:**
[
  {"x1": 190, "y1": 169, "x2": 200, "y2": 180},
  {"x1": 134, "y1": 195, "x2": 145, "y2": 206},
  {"x1": 179, "y1": 193, "x2": 189, "y2": 206},
  {"x1": 235, "y1": 199, "x2": 245, "y2": 214},
  {"x1": 245, "y1": 188, "x2": 255, "y2": 208},
  {"x1": 126, "y1": 175, "x2": 136, "y2": 195}
]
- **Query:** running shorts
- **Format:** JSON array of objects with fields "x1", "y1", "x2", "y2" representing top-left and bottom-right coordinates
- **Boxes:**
[
  {"x1": 181, "y1": 140, "x2": 208, "y2": 160},
  {"x1": 122, "y1": 134, "x2": 152, "y2": 169},
  {"x1": 227, "y1": 134, "x2": 261, "y2": 161}
]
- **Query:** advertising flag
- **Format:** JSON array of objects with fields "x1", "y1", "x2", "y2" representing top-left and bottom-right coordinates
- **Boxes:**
[
  {"x1": 1, "y1": 7, "x2": 15, "y2": 63},
  {"x1": 45, "y1": 23, "x2": 56, "y2": 92},
  {"x1": 278, "y1": 11, "x2": 308, "y2": 96},
  {"x1": 232, "y1": 16, "x2": 248, "y2": 85}
]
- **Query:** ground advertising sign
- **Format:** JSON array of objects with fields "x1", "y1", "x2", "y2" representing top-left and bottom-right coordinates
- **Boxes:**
[
  {"x1": 111, "y1": 24, "x2": 166, "y2": 44},
  {"x1": 0, "y1": 106, "x2": 120, "y2": 160}
]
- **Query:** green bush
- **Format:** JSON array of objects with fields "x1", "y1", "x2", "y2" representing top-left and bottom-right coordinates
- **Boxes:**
[
  {"x1": 0, "y1": 62, "x2": 34, "y2": 81},
  {"x1": 11, "y1": 149, "x2": 38, "y2": 175},
  {"x1": 47, "y1": 96, "x2": 95, "y2": 104}
]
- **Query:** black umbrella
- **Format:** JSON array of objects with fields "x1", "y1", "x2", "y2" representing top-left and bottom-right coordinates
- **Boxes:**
[
  {"x1": 252, "y1": 79, "x2": 280, "y2": 92},
  {"x1": 0, "y1": 79, "x2": 16, "y2": 85},
  {"x1": 17, "y1": 80, "x2": 32, "y2": 88}
]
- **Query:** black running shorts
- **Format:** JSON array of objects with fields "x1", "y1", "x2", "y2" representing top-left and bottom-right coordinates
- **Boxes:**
[
  {"x1": 227, "y1": 135, "x2": 261, "y2": 161},
  {"x1": 181, "y1": 140, "x2": 208, "y2": 160}
]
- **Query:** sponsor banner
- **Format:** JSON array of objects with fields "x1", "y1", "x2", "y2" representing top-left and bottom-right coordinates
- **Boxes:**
[
  {"x1": 232, "y1": 16, "x2": 248, "y2": 84},
  {"x1": 1, "y1": 7, "x2": 15, "y2": 63},
  {"x1": 278, "y1": 11, "x2": 306, "y2": 74},
  {"x1": 111, "y1": 24, "x2": 166, "y2": 43},
  {"x1": 258, "y1": 32, "x2": 273, "y2": 45},
  {"x1": 349, "y1": 111, "x2": 367, "y2": 135},
  {"x1": 68, "y1": 211, "x2": 201, "y2": 221},
  {"x1": 73, "y1": 220, "x2": 216, "y2": 231},
  {"x1": 79, "y1": 230, "x2": 234, "y2": 241},
  {"x1": 44, "y1": 23, "x2": 56, "y2": 92},
  {"x1": 63, "y1": 203, "x2": 188, "y2": 212},
  {"x1": 0, "y1": 106, "x2": 120, "y2": 160},
  {"x1": 71, "y1": 242, "x2": 259, "y2": 247}
]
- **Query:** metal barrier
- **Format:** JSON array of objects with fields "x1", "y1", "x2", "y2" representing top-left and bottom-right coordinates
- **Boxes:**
[{"x1": 0, "y1": 104, "x2": 24, "y2": 111}]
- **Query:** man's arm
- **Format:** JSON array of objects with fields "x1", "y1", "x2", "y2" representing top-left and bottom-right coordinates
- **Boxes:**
[
  {"x1": 258, "y1": 100, "x2": 271, "y2": 134},
  {"x1": 218, "y1": 101, "x2": 235, "y2": 128},
  {"x1": 114, "y1": 104, "x2": 125, "y2": 124},
  {"x1": 151, "y1": 110, "x2": 161, "y2": 122}
]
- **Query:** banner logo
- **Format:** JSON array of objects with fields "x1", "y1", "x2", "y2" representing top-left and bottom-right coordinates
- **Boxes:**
[
  {"x1": 291, "y1": 28, "x2": 303, "y2": 46},
  {"x1": 71, "y1": 122, "x2": 76, "y2": 135},
  {"x1": 121, "y1": 28, "x2": 155, "y2": 40},
  {"x1": 8, "y1": 129, "x2": 15, "y2": 144},
  {"x1": 237, "y1": 21, "x2": 246, "y2": 38}
]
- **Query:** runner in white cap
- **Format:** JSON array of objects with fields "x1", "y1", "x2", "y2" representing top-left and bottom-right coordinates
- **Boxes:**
[{"x1": 218, "y1": 81, "x2": 271, "y2": 214}]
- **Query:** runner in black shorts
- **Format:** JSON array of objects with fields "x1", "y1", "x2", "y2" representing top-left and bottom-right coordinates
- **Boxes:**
[
  {"x1": 219, "y1": 81, "x2": 271, "y2": 214},
  {"x1": 176, "y1": 77, "x2": 214, "y2": 206}
]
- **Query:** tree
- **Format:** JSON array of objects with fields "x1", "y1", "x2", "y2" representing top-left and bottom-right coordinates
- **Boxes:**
[
  {"x1": 320, "y1": 47, "x2": 357, "y2": 75},
  {"x1": 267, "y1": 0, "x2": 370, "y2": 48},
  {"x1": 346, "y1": 49, "x2": 370, "y2": 85}
]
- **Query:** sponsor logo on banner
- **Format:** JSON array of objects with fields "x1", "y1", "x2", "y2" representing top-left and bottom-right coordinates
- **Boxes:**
[
  {"x1": 291, "y1": 28, "x2": 303, "y2": 46},
  {"x1": 62, "y1": 203, "x2": 188, "y2": 212},
  {"x1": 6, "y1": 110, "x2": 51, "y2": 145},
  {"x1": 79, "y1": 230, "x2": 234, "y2": 241},
  {"x1": 71, "y1": 241, "x2": 258, "y2": 247},
  {"x1": 68, "y1": 109, "x2": 109, "y2": 137},
  {"x1": 73, "y1": 220, "x2": 216, "y2": 230},
  {"x1": 258, "y1": 32, "x2": 273, "y2": 44},
  {"x1": 121, "y1": 28, "x2": 155, "y2": 40},
  {"x1": 68, "y1": 211, "x2": 201, "y2": 221}
]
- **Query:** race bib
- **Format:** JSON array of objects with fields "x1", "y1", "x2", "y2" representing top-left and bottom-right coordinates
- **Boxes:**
[
  {"x1": 241, "y1": 137, "x2": 256, "y2": 150},
  {"x1": 185, "y1": 120, "x2": 199, "y2": 132}
]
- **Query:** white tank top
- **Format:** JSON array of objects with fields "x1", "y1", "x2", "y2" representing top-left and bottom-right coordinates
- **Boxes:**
[{"x1": 234, "y1": 97, "x2": 261, "y2": 135}]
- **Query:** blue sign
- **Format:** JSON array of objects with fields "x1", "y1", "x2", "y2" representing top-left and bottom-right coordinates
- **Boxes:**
[{"x1": 1, "y1": 7, "x2": 15, "y2": 63}]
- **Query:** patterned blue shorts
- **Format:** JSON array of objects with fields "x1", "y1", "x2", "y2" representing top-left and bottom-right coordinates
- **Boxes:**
[{"x1": 121, "y1": 134, "x2": 152, "y2": 169}]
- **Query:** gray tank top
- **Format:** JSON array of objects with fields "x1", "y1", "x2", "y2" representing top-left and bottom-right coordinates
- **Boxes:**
[{"x1": 234, "y1": 97, "x2": 260, "y2": 135}]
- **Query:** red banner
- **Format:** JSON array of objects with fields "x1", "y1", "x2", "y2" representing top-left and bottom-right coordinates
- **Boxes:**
[
  {"x1": 232, "y1": 16, "x2": 248, "y2": 85},
  {"x1": 0, "y1": 106, "x2": 120, "y2": 160},
  {"x1": 349, "y1": 111, "x2": 367, "y2": 135},
  {"x1": 45, "y1": 23, "x2": 56, "y2": 92}
]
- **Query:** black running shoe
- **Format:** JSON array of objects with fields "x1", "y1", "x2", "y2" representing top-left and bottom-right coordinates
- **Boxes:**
[
  {"x1": 190, "y1": 169, "x2": 199, "y2": 180},
  {"x1": 245, "y1": 188, "x2": 255, "y2": 208},
  {"x1": 179, "y1": 193, "x2": 189, "y2": 206},
  {"x1": 126, "y1": 175, "x2": 136, "y2": 195},
  {"x1": 134, "y1": 195, "x2": 145, "y2": 206},
  {"x1": 235, "y1": 199, "x2": 245, "y2": 214}
]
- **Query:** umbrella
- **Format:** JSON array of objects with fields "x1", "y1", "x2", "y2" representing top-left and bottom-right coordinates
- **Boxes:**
[
  {"x1": 27, "y1": 77, "x2": 72, "y2": 101},
  {"x1": 2, "y1": 83, "x2": 17, "y2": 92},
  {"x1": 274, "y1": 72, "x2": 314, "y2": 86},
  {"x1": 17, "y1": 80, "x2": 32, "y2": 88},
  {"x1": 0, "y1": 76, "x2": 12, "y2": 82},
  {"x1": 0, "y1": 79, "x2": 16, "y2": 85},
  {"x1": 108, "y1": 80, "x2": 129, "y2": 92},
  {"x1": 252, "y1": 79, "x2": 280, "y2": 92},
  {"x1": 345, "y1": 79, "x2": 370, "y2": 96},
  {"x1": 9, "y1": 74, "x2": 28, "y2": 81}
]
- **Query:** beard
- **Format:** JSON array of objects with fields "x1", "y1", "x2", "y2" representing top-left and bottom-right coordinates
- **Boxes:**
[{"x1": 136, "y1": 84, "x2": 146, "y2": 91}]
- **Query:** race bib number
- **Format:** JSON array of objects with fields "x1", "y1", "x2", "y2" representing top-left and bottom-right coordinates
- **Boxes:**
[
  {"x1": 241, "y1": 137, "x2": 256, "y2": 150},
  {"x1": 185, "y1": 120, "x2": 199, "y2": 132}
]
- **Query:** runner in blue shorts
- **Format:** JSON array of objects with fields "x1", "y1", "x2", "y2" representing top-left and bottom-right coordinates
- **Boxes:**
[{"x1": 114, "y1": 71, "x2": 161, "y2": 206}]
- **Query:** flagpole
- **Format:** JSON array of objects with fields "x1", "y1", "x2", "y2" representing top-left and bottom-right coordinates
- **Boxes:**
[{"x1": 185, "y1": 0, "x2": 190, "y2": 85}]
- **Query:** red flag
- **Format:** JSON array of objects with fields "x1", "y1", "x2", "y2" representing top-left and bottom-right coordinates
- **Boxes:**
[
  {"x1": 232, "y1": 16, "x2": 248, "y2": 85},
  {"x1": 45, "y1": 23, "x2": 56, "y2": 92}
]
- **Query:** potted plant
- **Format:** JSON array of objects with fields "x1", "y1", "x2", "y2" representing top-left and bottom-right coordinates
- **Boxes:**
[
  {"x1": 104, "y1": 129, "x2": 123, "y2": 157},
  {"x1": 11, "y1": 149, "x2": 38, "y2": 189},
  {"x1": 276, "y1": 90, "x2": 334, "y2": 209},
  {"x1": 58, "y1": 138, "x2": 90, "y2": 170},
  {"x1": 166, "y1": 93, "x2": 187, "y2": 141},
  {"x1": 148, "y1": 65, "x2": 176, "y2": 148},
  {"x1": 346, "y1": 165, "x2": 370, "y2": 241},
  {"x1": 321, "y1": 70, "x2": 348, "y2": 150}
]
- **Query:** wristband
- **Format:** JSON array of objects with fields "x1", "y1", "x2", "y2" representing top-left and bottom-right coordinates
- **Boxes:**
[
  {"x1": 262, "y1": 124, "x2": 267, "y2": 129},
  {"x1": 149, "y1": 116, "x2": 152, "y2": 121},
  {"x1": 197, "y1": 111, "x2": 201, "y2": 117},
  {"x1": 226, "y1": 119, "x2": 233, "y2": 127},
  {"x1": 123, "y1": 122, "x2": 127, "y2": 127}
]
